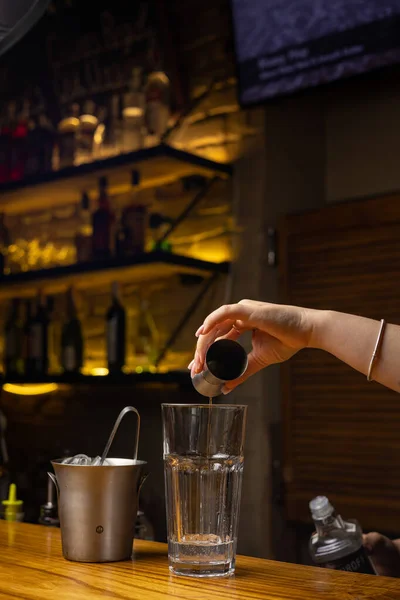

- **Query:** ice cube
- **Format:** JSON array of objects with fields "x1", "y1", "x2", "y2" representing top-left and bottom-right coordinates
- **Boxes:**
[{"x1": 62, "y1": 454, "x2": 92, "y2": 465}]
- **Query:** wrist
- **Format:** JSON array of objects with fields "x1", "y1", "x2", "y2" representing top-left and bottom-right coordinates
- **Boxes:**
[{"x1": 306, "y1": 309, "x2": 334, "y2": 350}]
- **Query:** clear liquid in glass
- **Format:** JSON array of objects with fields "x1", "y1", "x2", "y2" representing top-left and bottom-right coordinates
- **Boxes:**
[{"x1": 164, "y1": 452, "x2": 243, "y2": 577}]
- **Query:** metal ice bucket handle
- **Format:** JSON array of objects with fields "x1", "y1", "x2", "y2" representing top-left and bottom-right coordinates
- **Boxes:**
[{"x1": 100, "y1": 406, "x2": 141, "y2": 464}]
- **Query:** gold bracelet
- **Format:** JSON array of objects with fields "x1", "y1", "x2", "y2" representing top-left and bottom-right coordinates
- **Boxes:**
[{"x1": 367, "y1": 319, "x2": 386, "y2": 382}]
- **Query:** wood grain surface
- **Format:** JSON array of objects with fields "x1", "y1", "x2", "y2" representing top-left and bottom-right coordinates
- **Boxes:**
[{"x1": 0, "y1": 521, "x2": 400, "y2": 599}]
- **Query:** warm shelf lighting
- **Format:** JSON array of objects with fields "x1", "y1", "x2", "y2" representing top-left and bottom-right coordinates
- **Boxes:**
[
  {"x1": 3, "y1": 383, "x2": 58, "y2": 396},
  {"x1": 90, "y1": 368, "x2": 109, "y2": 376}
]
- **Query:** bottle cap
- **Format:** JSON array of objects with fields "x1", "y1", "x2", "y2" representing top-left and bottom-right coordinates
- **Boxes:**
[
  {"x1": 309, "y1": 495, "x2": 334, "y2": 519},
  {"x1": 2, "y1": 483, "x2": 23, "y2": 521}
]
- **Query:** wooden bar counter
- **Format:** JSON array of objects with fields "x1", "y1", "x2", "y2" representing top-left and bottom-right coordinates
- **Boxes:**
[{"x1": 1, "y1": 521, "x2": 400, "y2": 599}]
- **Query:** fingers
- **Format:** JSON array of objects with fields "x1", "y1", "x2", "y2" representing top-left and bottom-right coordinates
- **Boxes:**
[
  {"x1": 222, "y1": 350, "x2": 266, "y2": 394},
  {"x1": 196, "y1": 302, "x2": 257, "y2": 337}
]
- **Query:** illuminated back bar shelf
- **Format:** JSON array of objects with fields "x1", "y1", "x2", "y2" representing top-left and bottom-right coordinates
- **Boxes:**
[
  {"x1": 1, "y1": 371, "x2": 191, "y2": 387},
  {"x1": 0, "y1": 144, "x2": 232, "y2": 215},
  {"x1": 0, "y1": 251, "x2": 230, "y2": 299},
  {"x1": 0, "y1": 145, "x2": 232, "y2": 384}
]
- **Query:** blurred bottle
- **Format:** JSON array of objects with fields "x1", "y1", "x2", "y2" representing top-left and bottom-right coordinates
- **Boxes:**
[
  {"x1": 136, "y1": 297, "x2": 159, "y2": 365},
  {"x1": 4, "y1": 299, "x2": 24, "y2": 377},
  {"x1": 78, "y1": 100, "x2": 98, "y2": 164},
  {"x1": 104, "y1": 94, "x2": 122, "y2": 156},
  {"x1": 309, "y1": 496, "x2": 376, "y2": 575},
  {"x1": 61, "y1": 287, "x2": 83, "y2": 374},
  {"x1": 0, "y1": 213, "x2": 10, "y2": 274},
  {"x1": 35, "y1": 113, "x2": 55, "y2": 175},
  {"x1": 10, "y1": 100, "x2": 29, "y2": 181},
  {"x1": 93, "y1": 105, "x2": 107, "y2": 159},
  {"x1": 29, "y1": 292, "x2": 49, "y2": 376},
  {"x1": 1, "y1": 102, "x2": 17, "y2": 183},
  {"x1": 92, "y1": 176, "x2": 114, "y2": 260},
  {"x1": 75, "y1": 192, "x2": 93, "y2": 263},
  {"x1": 122, "y1": 170, "x2": 146, "y2": 255},
  {"x1": 122, "y1": 67, "x2": 145, "y2": 152},
  {"x1": 57, "y1": 104, "x2": 80, "y2": 169},
  {"x1": 106, "y1": 282, "x2": 126, "y2": 374},
  {"x1": 144, "y1": 70, "x2": 170, "y2": 144}
]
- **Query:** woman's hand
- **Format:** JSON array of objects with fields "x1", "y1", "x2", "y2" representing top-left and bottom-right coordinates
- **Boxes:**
[
  {"x1": 189, "y1": 300, "x2": 317, "y2": 393},
  {"x1": 363, "y1": 533, "x2": 400, "y2": 578}
]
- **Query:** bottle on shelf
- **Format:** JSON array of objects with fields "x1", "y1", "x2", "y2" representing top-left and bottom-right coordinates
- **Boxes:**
[
  {"x1": 4, "y1": 299, "x2": 24, "y2": 377},
  {"x1": 106, "y1": 282, "x2": 126, "y2": 374},
  {"x1": 56, "y1": 103, "x2": 80, "y2": 169},
  {"x1": 29, "y1": 291, "x2": 49, "y2": 376},
  {"x1": 309, "y1": 496, "x2": 376, "y2": 575},
  {"x1": 10, "y1": 100, "x2": 29, "y2": 181},
  {"x1": 61, "y1": 287, "x2": 83, "y2": 374},
  {"x1": 144, "y1": 69, "x2": 170, "y2": 144},
  {"x1": 0, "y1": 213, "x2": 10, "y2": 274},
  {"x1": 77, "y1": 100, "x2": 99, "y2": 164},
  {"x1": 114, "y1": 207, "x2": 131, "y2": 258},
  {"x1": 93, "y1": 105, "x2": 107, "y2": 159},
  {"x1": 122, "y1": 170, "x2": 146, "y2": 255},
  {"x1": 35, "y1": 113, "x2": 55, "y2": 175},
  {"x1": 92, "y1": 176, "x2": 114, "y2": 260},
  {"x1": 75, "y1": 192, "x2": 93, "y2": 263},
  {"x1": 122, "y1": 67, "x2": 145, "y2": 152},
  {"x1": 103, "y1": 94, "x2": 122, "y2": 157},
  {"x1": 1, "y1": 102, "x2": 17, "y2": 183},
  {"x1": 135, "y1": 297, "x2": 159, "y2": 366}
]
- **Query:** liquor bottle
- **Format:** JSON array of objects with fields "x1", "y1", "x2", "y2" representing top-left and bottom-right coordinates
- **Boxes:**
[
  {"x1": 92, "y1": 176, "x2": 114, "y2": 260},
  {"x1": 136, "y1": 297, "x2": 159, "y2": 365},
  {"x1": 4, "y1": 299, "x2": 24, "y2": 377},
  {"x1": 10, "y1": 101, "x2": 28, "y2": 181},
  {"x1": 122, "y1": 170, "x2": 147, "y2": 255},
  {"x1": 144, "y1": 70, "x2": 170, "y2": 143},
  {"x1": 29, "y1": 292, "x2": 49, "y2": 376},
  {"x1": 75, "y1": 192, "x2": 92, "y2": 263},
  {"x1": 61, "y1": 287, "x2": 83, "y2": 374},
  {"x1": 122, "y1": 67, "x2": 145, "y2": 152},
  {"x1": 104, "y1": 94, "x2": 122, "y2": 156},
  {"x1": 36, "y1": 113, "x2": 55, "y2": 174},
  {"x1": 106, "y1": 282, "x2": 126, "y2": 373},
  {"x1": 309, "y1": 496, "x2": 376, "y2": 575},
  {"x1": 78, "y1": 100, "x2": 98, "y2": 164},
  {"x1": 57, "y1": 104, "x2": 80, "y2": 169},
  {"x1": 0, "y1": 213, "x2": 10, "y2": 274}
]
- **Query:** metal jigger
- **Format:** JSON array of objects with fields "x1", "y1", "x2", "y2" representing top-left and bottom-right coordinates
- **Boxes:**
[{"x1": 192, "y1": 339, "x2": 248, "y2": 397}]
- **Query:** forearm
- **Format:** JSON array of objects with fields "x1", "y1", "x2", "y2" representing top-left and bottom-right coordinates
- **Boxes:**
[{"x1": 310, "y1": 310, "x2": 400, "y2": 393}]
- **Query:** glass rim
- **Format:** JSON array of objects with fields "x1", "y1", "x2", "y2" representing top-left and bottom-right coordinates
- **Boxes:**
[{"x1": 161, "y1": 403, "x2": 247, "y2": 409}]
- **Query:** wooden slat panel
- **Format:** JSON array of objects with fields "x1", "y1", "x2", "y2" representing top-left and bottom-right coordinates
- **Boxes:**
[{"x1": 280, "y1": 194, "x2": 400, "y2": 533}]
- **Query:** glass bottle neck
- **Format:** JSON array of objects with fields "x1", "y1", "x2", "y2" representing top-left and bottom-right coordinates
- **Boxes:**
[{"x1": 313, "y1": 513, "x2": 345, "y2": 537}]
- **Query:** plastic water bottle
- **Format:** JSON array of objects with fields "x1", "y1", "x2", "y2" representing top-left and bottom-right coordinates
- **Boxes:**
[{"x1": 309, "y1": 496, "x2": 376, "y2": 575}]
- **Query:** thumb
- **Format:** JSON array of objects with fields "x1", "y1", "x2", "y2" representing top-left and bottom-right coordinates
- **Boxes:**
[{"x1": 222, "y1": 351, "x2": 267, "y2": 394}]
